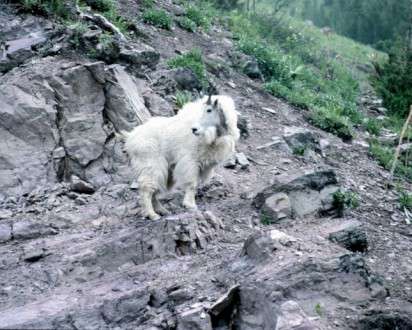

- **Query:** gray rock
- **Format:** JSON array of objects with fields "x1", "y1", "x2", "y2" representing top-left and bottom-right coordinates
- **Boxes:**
[
  {"x1": 13, "y1": 220, "x2": 58, "y2": 240},
  {"x1": 173, "y1": 68, "x2": 202, "y2": 91},
  {"x1": 209, "y1": 285, "x2": 239, "y2": 319},
  {"x1": 254, "y1": 168, "x2": 339, "y2": 218},
  {"x1": 282, "y1": 126, "x2": 320, "y2": 154},
  {"x1": 328, "y1": 220, "x2": 368, "y2": 252},
  {"x1": 261, "y1": 193, "x2": 291, "y2": 223},
  {"x1": 143, "y1": 92, "x2": 175, "y2": 117},
  {"x1": 223, "y1": 156, "x2": 236, "y2": 169},
  {"x1": 119, "y1": 44, "x2": 160, "y2": 69},
  {"x1": 240, "y1": 231, "x2": 278, "y2": 262},
  {"x1": 168, "y1": 287, "x2": 194, "y2": 305},
  {"x1": 236, "y1": 152, "x2": 249, "y2": 169},
  {"x1": 0, "y1": 223, "x2": 12, "y2": 243},
  {"x1": 276, "y1": 300, "x2": 318, "y2": 330},
  {"x1": 177, "y1": 307, "x2": 212, "y2": 330},
  {"x1": 23, "y1": 245, "x2": 47, "y2": 262},
  {"x1": 105, "y1": 64, "x2": 152, "y2": 132},
  {"x1": 70, "y1": 175, "x2": 95, "y2": 194},
  {"x1": 243, "y1": 60, "x2": 262, "y2": 79}
]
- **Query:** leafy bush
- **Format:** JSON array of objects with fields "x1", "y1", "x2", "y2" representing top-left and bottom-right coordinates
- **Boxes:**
[
  {"x1": 364, "y1": 118, "x2": 382, "y2": 136},
  {"x1": 175, "y1": 90, "x2": 192, "y2": 109},
  {"x1": 141, "y1": 0, "x2": 154, "y2": 8},
  {"x1": 185, "y1": 5, "x2": 211, "y2": 30},
  {"x1": 399, "y1": 191, "x2": 412, "y2": 211},
  {"x1": 18, "y1": 0, "x2": 69, "y2": 18},
  {"x1": 310, "y1": 107, "x2": 354, "y2": 141},
  {"x1": 142, "y1": 9, "x2": 172, "y2": 29},
  {"x1": 84, "y1": 0, "x2": 115, "y2": 12},
  {"x1": 177, "y1": 17, "x2": 197, "y2": 32},
  {"x1": 227, "y1": 12, "x2": 363, "y2": 140},
  {"x1": 167, "y1": 49, "x2": 207, "y2": 87},
  {"x1": 369, "y1": 140, "x2": 412, "y2": 180},
  {"x1": 333, "y1": 189, "x2": 359, "y2": 216},
  {"x1": 373, "y1": 41, "x2": 412, "y2": 119}
]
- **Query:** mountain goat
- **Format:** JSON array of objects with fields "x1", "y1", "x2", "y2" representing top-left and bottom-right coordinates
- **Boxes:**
[{"x1": 122, "y1": 94, "x2": 240, "y2": 220}]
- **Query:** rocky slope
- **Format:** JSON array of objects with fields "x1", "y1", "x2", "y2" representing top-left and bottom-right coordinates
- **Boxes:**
[{"x1": 1, "y1": 1, "x2": 412, "y2": 329}]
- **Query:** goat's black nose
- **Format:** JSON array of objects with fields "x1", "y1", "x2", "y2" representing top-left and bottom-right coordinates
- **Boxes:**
[{"x1": 192, "y1": 128, "x2": 198, "y2": 133}]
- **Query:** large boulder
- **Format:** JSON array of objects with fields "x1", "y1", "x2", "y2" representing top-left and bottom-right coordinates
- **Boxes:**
[
  {"x1": 254, "y1": 168, "x2": 340, "y2": 218},
  {"x1": 0, "y1": 57, "x2": 153, "y2": 197}
]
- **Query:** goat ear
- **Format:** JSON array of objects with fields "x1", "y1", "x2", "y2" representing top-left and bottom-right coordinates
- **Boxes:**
[
  {"x1": 206, "y1": 94, "x2": 212, "y2": 105},
  {"x1": 213, "y1": 99, "x2": 218, "y2": 108}
]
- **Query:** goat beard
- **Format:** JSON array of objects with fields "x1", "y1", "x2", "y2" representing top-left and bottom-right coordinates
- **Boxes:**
[{"x1": 203, "y1": 126, "x2": 217, "y2": 145}]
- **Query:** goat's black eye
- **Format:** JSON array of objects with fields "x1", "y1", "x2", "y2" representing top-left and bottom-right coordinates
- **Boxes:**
[{"x1": 207, "y1": 109, "x2": 212, "y2": 113}]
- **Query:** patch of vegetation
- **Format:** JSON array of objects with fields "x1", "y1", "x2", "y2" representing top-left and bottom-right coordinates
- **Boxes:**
[
  {"x1": 310, "y1": 106, "x2": 354, "y2": 141},
  {"x1": 68, "y1": 21, "x2": 89, "y2": 48},
  {"x1": 364, "y1": 118, "x2": 382, "y2": 136},
  {"x1": 226, "y1": 12, "x2": 380, "y2": 140},
  {"x1": 141, "y1": 0, "x2": 154, "y2": 8},
  {"x1": 84, "y1": 0, "x2": 115, "y2": 12},
  {"x1": 184, "y1": 5, "x2": 212, "y2": 30},
  {"x1": 167, "y1": 49, "x2": 207, "y2": 87},
  {"x1": 17, "y1": 0, "x2": 70, "y2": 18},
  {"x1": 292, "y1": 146, "x2": 306, "y2": 156},
  {"x1": 373, "y1": 40, "x2": 412, "y2": 119},
  {"x1": 315, "y1": 303, "x2": 322, "y2": 317},
  {"x1": 399, "y1": 191, "x2": 412, "y2": 211},
  {"x1": 333, "y1": 189, "x2": 359, "y2": 216},
  {"x1": 142, "y1": 9, "x2": 172, "y2": 30},
  {"x1": 369, "y1": 140, "x2": 412, "y2": 180},
  {"x1": 175, "y1": 90, "x2": 192, "y2": 109},
  {"x1": 177, "y1": 17, "x2": 197, "y2": 32},
  {"x1": 260, "y1": 212, "x2": 272, "y2": 225}
]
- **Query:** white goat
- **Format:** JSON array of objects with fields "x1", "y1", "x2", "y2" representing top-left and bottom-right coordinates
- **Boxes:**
[{"x1": 122, "y1": 94, "x2": 240, "y2": 220}]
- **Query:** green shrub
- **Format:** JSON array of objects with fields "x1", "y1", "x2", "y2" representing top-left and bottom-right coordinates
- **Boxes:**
[
  {"x1": 369, "y1": 140, "x2": 412, "y2": 180},
  {"x1": 310, "y1": 107, "x2": 354, "y2": 141},
  {"x1": 185, "y1": 5, "x2": 211, "y2": 30},
  {"x1": 141, "y1": 0, "x2": 154, "y2": 8},
  {"x1": 84, "y1": 0, "x2": 115, "y2": 12},
  {"x1": 142, "y1": 9, "x2": 172, "y2": 29},
  {"x1": 177, "y1": 17, "x2": 197, "y2": 32},
  {"x1": 333, "y1": 189, "x2": 359, "y2": 216},
  {"x1": 399, "y1": 191, "x2": 412, "y2": 211},
  {"x1": 373, "y1": 40, "x2": 412, "y2": 118},
  {"x1": 364, "y1": 118, "x2": 382, "y2": 136},
  {"x1": 18, "y1": 0, "x2": 69, "y2": 18},
  {"x1": 175, "y1": 90, "x2": 192, "y2": 108},
  {"x1": 167, "y1": 49, "x2": 207, "y2": 87}
]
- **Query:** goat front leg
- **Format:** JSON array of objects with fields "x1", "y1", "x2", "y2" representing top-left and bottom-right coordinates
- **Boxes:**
[
  {"x1": 182, "y1": 182, "x2": 198, "y2": 210},
  {"x1": 140, "y1": 188, "x2": 160, "y2": 220},
  {"x1": 152, "y1": 193, "x2": 170, "y2": 216}
]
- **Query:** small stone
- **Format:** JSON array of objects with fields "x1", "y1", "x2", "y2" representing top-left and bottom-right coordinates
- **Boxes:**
[
  {"x1": 0, "y1": 223, "x2": 12, "y2": 243},
  {"x1": 13, "y1": 220, "x2": 57, "y2": 240},
  {"x1": 261, "y1": 193, "x2": 291, "y2": 223},
  {"x1": 177, "y1": 307, "x2": 212, "y2": 330},
  {"x1": 328, "y1": 220, "x2": 368, "y2": 252},
  {"x1": 70, "y1": 175, "x2": 95, "y2": 194},
  {"x1": 223, "y1": 156, "x2": 236, "y2": 169},
  {"x1": 236, "y1": 153, "x2": 249, "y2": 169},
  {"x1": 23, "y1": 246, "x2": 47, "y2": 262},
  {"x1": 0, "y1": 209, "x2": 13, "y2": 220}
]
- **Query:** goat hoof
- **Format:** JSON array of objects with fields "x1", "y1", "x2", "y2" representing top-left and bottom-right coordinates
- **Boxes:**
[
  {"x1": 156, "y1": 207, "x2": 170, "y2": 216},
  {"x1": 183, "y1": 203, "x2": 198, "y2": 211},
  {"x1": 144, "y1": 212, "x2": 161, "y2": 220}
]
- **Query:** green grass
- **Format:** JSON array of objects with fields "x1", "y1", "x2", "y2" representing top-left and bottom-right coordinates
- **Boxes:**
[
  {"x1": 175, "y1": 90, "x2": 192, "y2": 108},
  {"x1": 177, "y1": 17, "x2": 197, "y2": 32},
  {"x1": 364, "y1": 118, "x2": 383, "y2": 136},
  {"x1": 167, "y1": 49, "x2": 207, "y2": 87},
  {"x1": 226, "y1": 12, "x2": 384, "y2": 140},
  {"x1": 18, "y1": 0, "x2": 70, "y2": 18},
  {"x1": 333, "y1": 189, "x2": 359, "y2": 216},
  {"x1": 83, "y1": 0, "x2": 115, "y2": 12},
  {"x1": 142, "y1": 9, "x2": 172, "y2": 30},
  {"x1": 315, "y1": 303, "x2": 322, "y2": 317},
  {"x1": 399, "y1": 191, "x2": 412, "y2": 211},
  {"x1": 369, "y1": 140, "x2": 412, "y2": 180}
]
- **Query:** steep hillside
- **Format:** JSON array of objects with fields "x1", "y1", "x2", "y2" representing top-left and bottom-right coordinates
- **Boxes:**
[{"x1": 0, "y1": 1, "x2": 411, "y2": 329}]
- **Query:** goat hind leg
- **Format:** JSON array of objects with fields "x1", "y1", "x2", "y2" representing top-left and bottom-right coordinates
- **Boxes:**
[{"x1": 152, "y1": 193, "x2": 170, "y2": 216}]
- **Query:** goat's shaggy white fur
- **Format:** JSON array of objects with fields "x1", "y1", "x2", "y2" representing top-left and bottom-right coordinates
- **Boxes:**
[{"x1": 122, "y1": 95, "x2": 240, "y2": 220}]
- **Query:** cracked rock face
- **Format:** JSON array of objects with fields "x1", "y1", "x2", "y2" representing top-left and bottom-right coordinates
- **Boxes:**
[{"x1": 0, "y1": 58, "x2": 152, "y2": 197}]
